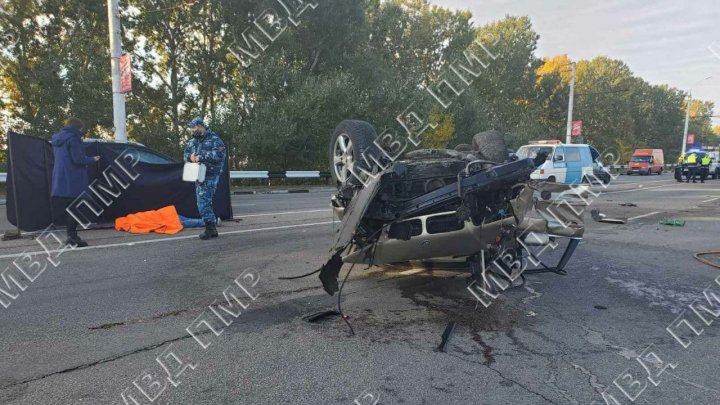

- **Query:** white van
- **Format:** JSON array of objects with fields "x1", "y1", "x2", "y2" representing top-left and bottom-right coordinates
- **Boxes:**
[{"x1": 516, "y1": 140, "x2": 610, "y2": 184}]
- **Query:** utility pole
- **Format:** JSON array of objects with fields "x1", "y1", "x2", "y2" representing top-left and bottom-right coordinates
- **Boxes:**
[
  {"x1": 107, "y1": 0, "x2": 127, "y2": 142},
  {"x1": 565, "y1": 62, "x2": 576, "y2": 144},
  {"x1": 681, "y1": 94, "x2": 691, "y2": 156},
  {"x1": 682, "y1": 76, "x2": 713, "y2": 155}
]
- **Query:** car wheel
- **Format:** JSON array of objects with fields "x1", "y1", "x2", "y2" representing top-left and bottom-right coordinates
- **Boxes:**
[
  {"x1": 602, "y1": 174, "x2": 610, "y2": 184},
  {"x1": 329, "y1": 120, "x2": 379, "y2": 187},
  {"x1": 547, "y1": 176, "x2": 556, "y2": 183},
  {"x1": 471, "y1": 130, "x2": 508, "y2": 163}
]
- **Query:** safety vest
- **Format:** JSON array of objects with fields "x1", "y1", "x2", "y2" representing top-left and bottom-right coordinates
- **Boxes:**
[
  {"x1": 687, "y1": 154, "x2": 697, "y2": 164},
  {"x1": 701, "y1": 156, "x2": 711, "y2": 166}
]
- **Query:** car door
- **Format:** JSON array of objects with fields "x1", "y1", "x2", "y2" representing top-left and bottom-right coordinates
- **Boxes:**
[
  {"x1": 563, "y1": 146, "x2": 584, "y2": 184},
  {"x1": 551, "y1": 146, "x2": 567, "y2": 182}
]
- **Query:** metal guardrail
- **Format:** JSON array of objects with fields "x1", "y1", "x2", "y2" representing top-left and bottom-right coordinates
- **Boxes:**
[
  {"x1": 0, "y1": 171, "x2": 331, "y2": 182},
  {"x1": 0, "y1": 165, "x2": 685, "y2": 183},
  {"x1": 607, "y1": 164, "x2": 677, "y2": 170},
  {"x1": 229, "y1": 171, "x2": 331, "y2": 179}
]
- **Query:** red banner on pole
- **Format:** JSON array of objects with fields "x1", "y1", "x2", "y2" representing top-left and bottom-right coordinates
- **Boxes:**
[
  {"x1": 687, "y1": 133, "x2": 695, "y2": 145},
  {"x1": 571, "y1": 120, "x2": 583, "y2": 137},
  {"x1": 119, "y1": 54, "x2": 132, "y2": 94}
]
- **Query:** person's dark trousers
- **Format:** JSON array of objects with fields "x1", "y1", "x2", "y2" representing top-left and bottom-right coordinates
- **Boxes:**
[
  {"x1": 51, "y1": 196, "x2": 83, "y2": 245},
  {"x1": 675, "y1": 166, "x2": 684, "y2": 181},
  {"x1": 686, "y1": 166, "x2": 697, "y2": 183},
  {"x1": 700, "y1": 166, "x2": 709, "y2": 183}
]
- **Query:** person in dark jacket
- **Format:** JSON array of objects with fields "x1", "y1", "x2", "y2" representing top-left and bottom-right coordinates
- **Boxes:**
[
  {"x1": 51, "y1": 118, "x2": 100, "y2": 247},
  {"x1": 184, "y1": 117, "x2": 226, "y2": 240}
]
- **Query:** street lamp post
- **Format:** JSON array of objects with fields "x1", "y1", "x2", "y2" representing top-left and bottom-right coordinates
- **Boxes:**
[
  {"x1": 681, "y1": 95, "x2": 691, "y2": 156},
  {"x1": 565, "y1": 62, "x2": 576, "y2": 144},
  {"x1": 681, "y1": 76, "x2": 712, "y2": 156}
]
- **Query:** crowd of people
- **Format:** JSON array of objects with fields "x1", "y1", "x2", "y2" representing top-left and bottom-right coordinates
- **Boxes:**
[{"x1": 51, "y1": 117, "x2": 226, "y2": 247}]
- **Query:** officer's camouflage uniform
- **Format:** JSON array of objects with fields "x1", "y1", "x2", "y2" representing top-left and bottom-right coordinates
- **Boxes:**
[{"x1": 184, "y1": 129, "x2": 226, "y2": 223}]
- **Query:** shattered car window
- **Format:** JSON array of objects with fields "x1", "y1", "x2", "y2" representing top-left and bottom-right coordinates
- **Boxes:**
[{"x1": 516, "y1": 146, "x2": 553, "y2": 160}]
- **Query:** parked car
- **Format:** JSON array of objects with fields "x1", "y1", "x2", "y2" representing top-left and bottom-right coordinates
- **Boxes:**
[
  {"x1": 627, "y1": 149, "x2": 663, "y2": 175},
  {"x1": 317, "y1": 120, "x2": 587, "y2": 297},
  {"x1": 515, "y1": 140, "x2": 610, "y2": 184},
  {"x1": 82, "y1": 139, "x2": 178, "y2": 164},
  {"x1": 675, "y1": 149, "x2": 720, "y2": 181}
]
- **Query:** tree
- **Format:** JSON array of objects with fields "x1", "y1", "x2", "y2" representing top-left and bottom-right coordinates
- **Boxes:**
[
  {"x1": 572, "y1": 57, "x2": 636, "y2": 153},
  {"x1": 0, "y1": 0, "x2": 111, "y2": 137},
  {"x1": 0, "y1": 0, "x2": 716, "y2": 171}
]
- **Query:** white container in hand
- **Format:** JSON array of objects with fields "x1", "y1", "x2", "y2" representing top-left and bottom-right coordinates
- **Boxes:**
[{"x1": 183, "y1": 162, "x2": 206, "y2": 183}]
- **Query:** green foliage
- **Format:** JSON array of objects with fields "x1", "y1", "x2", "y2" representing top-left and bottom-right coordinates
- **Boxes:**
[{"x1": 0, "y1": 0, "x2": 715, "y2": 170}]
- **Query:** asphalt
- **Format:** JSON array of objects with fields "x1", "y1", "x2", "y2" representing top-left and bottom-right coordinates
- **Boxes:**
[{"x1": 2, "y1": 174, "x2": 720, "y2": 404}]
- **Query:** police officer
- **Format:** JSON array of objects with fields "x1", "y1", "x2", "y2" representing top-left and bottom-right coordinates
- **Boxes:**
[
  {"x1": 184, "y1": 118, "x2": 227, "y2": 240},
  {"x1": 700, "y1": 154, "x2": 712, "y2": 183},
  {"x1": 686, "y1": 152, "x2": 698, "y2": 183}
]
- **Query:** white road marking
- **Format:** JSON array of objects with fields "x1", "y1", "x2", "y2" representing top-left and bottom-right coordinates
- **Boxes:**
[
  {"x1": 0, "y1": 221, "x2": 334, "y2": 259},
  {"x1": 701, "y1": 197, "x2": 720, "y2": 203},
  {"x1": 234, "y1": 209, "x2": 330, "y2": 218},
  {"x1": 610, "y1": 178, "x2": 670, "y2": 185},
  {"x1": 627, "y1": 211, "x2": 661, "y2": 221},
  {"x1": 602, "y1": 184, "x2": 672, "y2": 195}
]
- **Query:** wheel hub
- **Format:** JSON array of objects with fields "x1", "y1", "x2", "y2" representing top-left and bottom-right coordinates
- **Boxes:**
[{"x1": 333, "y1": 133, "x2": 354, "y2": 183}]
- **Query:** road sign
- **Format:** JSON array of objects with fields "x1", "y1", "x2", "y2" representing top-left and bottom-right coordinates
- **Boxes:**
[
  {"x1": 687, "y1": 133, "x2": 695, "y2": 145},
  {"x1": 119, "y1": 53, "x2": 132, "y2": 94},
  {"x1": 571, "y1": 120, "x2": 583, "y2": 136}
]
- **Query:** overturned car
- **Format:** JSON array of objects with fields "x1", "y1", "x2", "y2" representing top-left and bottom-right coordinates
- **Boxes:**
[{"x1": 318, "y1": 120, "x2": 588, "y2": 298}]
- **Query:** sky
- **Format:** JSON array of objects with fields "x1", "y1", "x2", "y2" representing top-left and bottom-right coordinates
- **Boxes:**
[{"x1": 431, "y1": 0, "x2": 720, "y2": 124}]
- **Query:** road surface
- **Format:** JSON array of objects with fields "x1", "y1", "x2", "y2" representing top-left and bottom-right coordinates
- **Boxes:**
[{"x1": 1, "y1": 174, "x2": 720, "y2": 404}]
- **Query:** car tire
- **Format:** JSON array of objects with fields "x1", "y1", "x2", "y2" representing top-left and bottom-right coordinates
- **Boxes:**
[
  {"x1": 329, "y1": 120, "x2": 380, "y2": 187},
  {"x1": 547, "y1": 176, "x2": 556, "y2": 183},
  {"x1": 602, "y1": 174, "x2": 610, "y2": 184},
  {"x1": 471, "y1": 130, "x2": 508, "y2": 163}
]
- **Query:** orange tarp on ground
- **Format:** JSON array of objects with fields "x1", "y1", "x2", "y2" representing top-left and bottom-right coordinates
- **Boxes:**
[{"x1": 115, "y1": 205, "x2": 183, "y2": 235}]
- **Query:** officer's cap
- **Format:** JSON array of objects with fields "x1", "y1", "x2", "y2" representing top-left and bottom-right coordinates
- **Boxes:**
[{"x1": 188, "y1": 117, "x2": 206, "y2": 128}]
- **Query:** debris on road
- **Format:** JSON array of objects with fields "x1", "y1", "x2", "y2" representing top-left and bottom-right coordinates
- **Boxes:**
[
  {"x1": 619, "y1": 202, "x2": 638, "y2": 207},
  {"x1": 659, "y1": 218, "x2": 686, "y2": 227},
  {"x1": 590, "y1": 209, "x2": 627, "y2": 224},
  {"x1": 437, "y1": 321, "x2": 457, "y2": 352},
  {"x1": 303, "y1": 310, "x2": 341, "y2": 323}
]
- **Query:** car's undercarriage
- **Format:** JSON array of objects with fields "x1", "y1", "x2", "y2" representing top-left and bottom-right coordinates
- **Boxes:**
[{"x1": 317, "y1": 120, "x2": 588, "y2": 299}]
